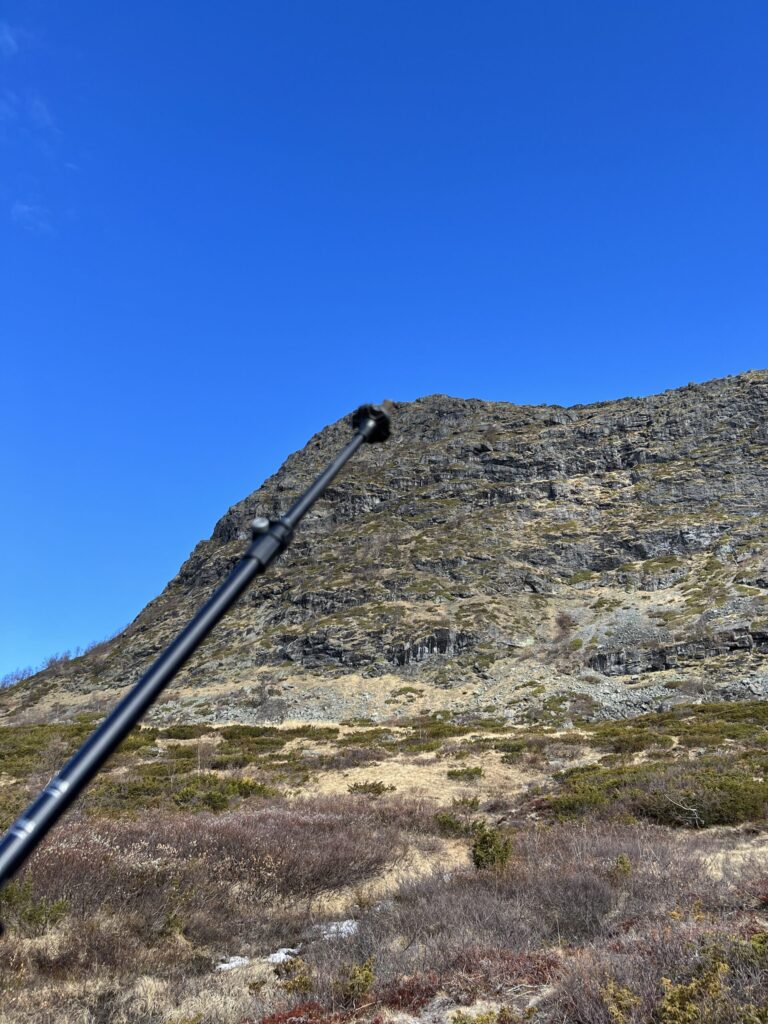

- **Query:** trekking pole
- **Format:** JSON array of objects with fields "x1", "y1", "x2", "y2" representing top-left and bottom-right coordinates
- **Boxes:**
[{"x1": 0, "y1": 403, "x2": 391, "y2": 898}]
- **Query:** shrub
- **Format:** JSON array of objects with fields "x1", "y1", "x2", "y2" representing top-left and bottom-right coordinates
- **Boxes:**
[
  {"x1": 0, "y1": 787, "x2": 26, "y2": 831},
  {"x1": 0, "y1": 878, "x2": 69, "y2": 935},
  {"x1": 471, "y1": 823, "x2": 513, "y2": 871},
  {"x1": 85, "y1": 763, "x2": 273, "y2": 815},
  {"x1": 347, "y1": 780, "x2": 395, "y2": 797},
  {"x1": 364, "y1": 794, "x2": 438, "y2": 833},
  {"x1": 256, "y1": 1002, "x2": 343, "y2": 1024},
  {"x1": 435, "y1": 810, "x2": 470, "y2": 836},
  {"x1": 276, "y1": 957, "x2": 314, "y2": 997},
  {"x1": 333, "y1": 957, "x2": 375, "y2": 1008},
  {"x1": 452, "y1": 1010, "x2": 521, "y2": 1024},
  {"x1": 447, "y1": 766, "x2": 484, "y2": 782},
  {"x1": 5, "y1": 796, "x2": 405, "y2": 957},
  {"x1": 608, "y1": 853, "x2": 633, "y2": 886},
  {"x1": 587, "y1": 700, "x2": 768, "y2": 754},
  {"x1": 159, "y1": 724, "x2": 212, "y2": 740},
  {"x1": 0, "y1": 722, "x2": 96, "y2": 778},
  {"x1": 376, "y1": 971, "x2": 440, "y2": 1010},
  {"x1": 445, "y1": 949, "x2": 561, "y2": 999},
  {"x1": 321, "y1": 746, "x2": 386, "y2": 770},
  {"x1": 598, "y1": 979, "x2": 640, "y2": 1023},
  {"x1": 287, "y1": 822, "x2": 756, "y2": 1022},
  {"x1": 553, "y1": 926, "x2": 768, "y2": 1023},
  {"x1": 549, "y1": 757, "x2": 768, "y2": 827},
  {"x1": 174, "y1": 773, "x2": 272, "y2": 810},
  {"x1": 658, "y1": 958, "x2": 730, "y2": 1024}
]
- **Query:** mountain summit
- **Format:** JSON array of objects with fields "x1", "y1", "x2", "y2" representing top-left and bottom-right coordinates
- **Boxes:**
[{"x1": 5, "y1": 370, "x2": 768, "y2": 727}]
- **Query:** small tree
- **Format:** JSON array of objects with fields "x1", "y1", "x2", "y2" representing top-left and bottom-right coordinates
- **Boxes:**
[
  {"x1": 334, "y1": 957, "x2": 375, "y2": 1008},
  {"x1": 471, "y1": 822, "x2": 513, "y2": 871}
]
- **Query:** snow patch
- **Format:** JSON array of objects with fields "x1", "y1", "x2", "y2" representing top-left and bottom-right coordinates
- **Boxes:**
[
  {"x1": 216, "y1": 955, "x2": 251, "y2": 972},
  {"x1": 266, "y1": 947, "x2": 300, "y2": 964},
  {"x1": 321, "y1": 919, "x2": 358, "y2": 939}
]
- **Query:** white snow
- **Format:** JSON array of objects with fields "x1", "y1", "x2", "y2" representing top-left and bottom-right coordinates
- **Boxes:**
[
  {"x1": 320, "y1": 919, "x2": 358, "y2": 939},
  {"x1": 266, "y1": 947, "x2": 300, "y2": 964},
  {"x1": 215, "y1": 955, "x2": 251, "y2": 972}
]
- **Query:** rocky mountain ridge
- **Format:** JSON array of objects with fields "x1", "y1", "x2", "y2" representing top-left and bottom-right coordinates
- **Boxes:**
[{"x1": 4, "y1": 369, "x2": 768, "y2": 727}]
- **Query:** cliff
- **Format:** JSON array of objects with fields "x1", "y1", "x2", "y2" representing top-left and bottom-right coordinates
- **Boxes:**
[{"x1": 4, "y1": 370, "x2": 767, "y2": 726}]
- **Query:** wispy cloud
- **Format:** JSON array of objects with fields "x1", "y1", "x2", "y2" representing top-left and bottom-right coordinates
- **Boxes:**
[
  {"x1": 2, "y1": 24, "x2": 68, "y2": 235},
  {"x1": 0, "y1": 22, "x2": 19, "y2": 58},
  {"x1": 11, "y1": 201, "x2": 53, "y2": 234},
  {"x1": 28, "y1": 96, "x2": 57, "y2": 132}
]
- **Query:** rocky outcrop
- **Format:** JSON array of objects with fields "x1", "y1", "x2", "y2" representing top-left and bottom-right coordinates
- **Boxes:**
[
  {"x1": 3, "y1": 370, "x2": 767, "y2": 725},
  {"x1": 589, "y1": 627, "x2": 768, "y2": 677},
  {"x1": 388, "y1": 630, "x2": 476, "y2": 667}
]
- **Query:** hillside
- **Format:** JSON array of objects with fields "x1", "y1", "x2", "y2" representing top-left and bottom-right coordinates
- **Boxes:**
[
  {"x1": 3, "y1": 370, "x2": 768, "y2": 1024},
  {"x1": 3, "y1": 369, "x2": 768, "y2": 728}
]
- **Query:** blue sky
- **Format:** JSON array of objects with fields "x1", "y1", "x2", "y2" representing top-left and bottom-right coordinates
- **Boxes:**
[{"x1": 1, "y1": 2, "x2": 766, "y2": 676}]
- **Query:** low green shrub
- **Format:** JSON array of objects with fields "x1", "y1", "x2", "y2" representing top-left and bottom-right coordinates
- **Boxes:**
[
  {"x1": 348, "y1": 780, "x2": 396, "y2": 797},
  {"x1": 0, "y1": 878, "x2": 69, "y2": 935},
  {"x1": 86, "y1": 763, "x2": 272, "y2": 814},
  {"x1": 447, "y1": 766, "x2": 483, "y2": 781},
  {"x1": 434, "y1": 811, "x2": 469, "y2": 836},
  {"x1": 333, "y1": 957, "x2": 375, "y2": 1008},
  {"x1": 452, "y1": 1010, "x2": 521, "y2": 1024},
  {"x1": 549, "y1": 755, "x2": 768, "y2": 827},
  {"x1": 159, "y1": 724, "x2": 211, "y2": 740},
  {"x1": 173, "y1": 774, "x2": 272, "y2": 811},
  {"x1": 471, "y1": 822, "x2": 513, "y2": 871},
  {"x1": 587, "y1": 701, "x2": 768, "y2": 756}
]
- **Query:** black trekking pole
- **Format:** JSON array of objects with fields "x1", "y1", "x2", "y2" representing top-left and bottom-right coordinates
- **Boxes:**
[{"x1": 0, "y1": 403, "x2": 391, "y2": 901}]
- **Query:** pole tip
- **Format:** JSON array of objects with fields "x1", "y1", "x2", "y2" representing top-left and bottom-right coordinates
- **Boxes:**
[{"x1": 351, "y1": 402, "x2": 392, "y2": 443}]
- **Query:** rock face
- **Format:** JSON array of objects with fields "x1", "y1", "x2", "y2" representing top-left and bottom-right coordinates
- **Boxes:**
[{"x1": 4, "y1": 370, "x2": 768, "y2": 725}]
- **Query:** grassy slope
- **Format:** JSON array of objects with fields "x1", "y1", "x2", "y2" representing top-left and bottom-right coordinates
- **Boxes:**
[{"x1": 1, "y1": 702, "x2": 768, "y2": 1023}]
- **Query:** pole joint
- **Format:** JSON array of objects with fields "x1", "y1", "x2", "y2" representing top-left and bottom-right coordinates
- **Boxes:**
[
  {"x1": 0, "y1": 400, "x2": 392, "y2": 904},
  {"x1": 352, "y1": 403, "x2": 392, "y2": 443}
]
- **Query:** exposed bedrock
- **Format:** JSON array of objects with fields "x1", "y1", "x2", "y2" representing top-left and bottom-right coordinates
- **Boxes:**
[
  {"x1": 589, "y1": 628, "x2": 768, "y2": 677},
  {"x1": 4, "y1": 370, "x2": 768, "y2": 724}
]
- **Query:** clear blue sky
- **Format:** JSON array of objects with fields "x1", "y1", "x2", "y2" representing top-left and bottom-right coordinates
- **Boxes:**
[{"x1": 1, "y1": 2, "x2": 766, "y2": 676}]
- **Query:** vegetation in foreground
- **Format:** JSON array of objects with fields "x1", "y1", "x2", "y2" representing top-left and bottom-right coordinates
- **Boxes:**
[{"x1": 0, "y1": 701, "x2": 767, "y2": 1023}]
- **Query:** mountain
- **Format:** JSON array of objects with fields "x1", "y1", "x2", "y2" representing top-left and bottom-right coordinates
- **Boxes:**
[{"x1": 4, "y1": 370, "x2": 768, "y2": 727}]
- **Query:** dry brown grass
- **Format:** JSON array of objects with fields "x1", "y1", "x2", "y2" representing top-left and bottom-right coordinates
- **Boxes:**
[
  {"x1": 3, "y1": 697, "x2": 768, "y2": 1024},
  {"x1": 2, "y1": 808, "x2": 768, "y2": 1024}
]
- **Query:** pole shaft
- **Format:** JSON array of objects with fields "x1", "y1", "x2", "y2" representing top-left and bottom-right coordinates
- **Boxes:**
[
  {"x1": 283, "y1": 434, "x2": 364, "y2": 529},
  {"x1": 0, "y1": 420, "x2": 376, "y2": 889}
]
